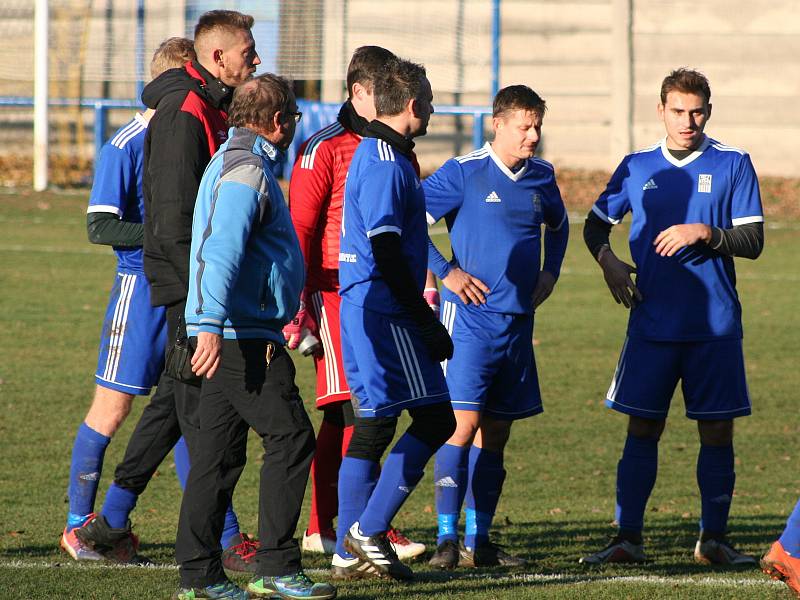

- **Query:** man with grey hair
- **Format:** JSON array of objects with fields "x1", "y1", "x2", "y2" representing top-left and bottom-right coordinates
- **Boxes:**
[{"x1": 174, "y1": 74, "x2": 335, "y2": 600}]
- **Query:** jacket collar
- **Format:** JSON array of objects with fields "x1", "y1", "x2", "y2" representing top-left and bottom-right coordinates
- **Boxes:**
[
  {"x1": 364, "y1": 120, "x2": 415, "y2": 157},
  {"x1": 337, "y1": 100, "x2": 370, "y2": 137},
  {"x1": 227, "y1": 127, "x2": 285, "y2": 163},
  {"x1": 186, "y1": 61, "x2": 234, "y2": 109}
]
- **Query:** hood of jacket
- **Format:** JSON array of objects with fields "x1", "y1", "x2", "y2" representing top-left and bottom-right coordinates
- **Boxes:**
[{"x1": 141, "y1": 61, "x2": 233, "y2": 111}]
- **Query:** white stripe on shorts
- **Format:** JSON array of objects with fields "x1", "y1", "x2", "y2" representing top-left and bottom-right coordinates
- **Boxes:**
[
  {"x1": 312, "y1": 291, "x2": 342, "y2": 396},
  {"x1": 440, "y1": 301, "x2": 456, "y2": 375},
  {"x1": 606, "y1": 336, "x2": 629, "y2": 403},
  {"x1": 389, "y1": 323, "x2": 426, "y2": 399},
  {"x1": 103, "y1": 273, "x2": 136, "y2": 383}
]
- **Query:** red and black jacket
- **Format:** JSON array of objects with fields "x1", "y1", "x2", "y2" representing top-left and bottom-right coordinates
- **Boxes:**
[{"x1": 141, "y1": 61, "x2": 233, "y2": 307}]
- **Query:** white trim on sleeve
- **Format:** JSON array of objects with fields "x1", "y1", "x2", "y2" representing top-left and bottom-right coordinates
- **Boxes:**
[
  {"x1": 87, "y1": 205, "x2": 123, "y2": 216},
  {"x1": 366, "y1": 225, "x2": 402, "y2": 237},
  {"x1": 731, "y1": 215, "x2": 764, "y2": 226}
]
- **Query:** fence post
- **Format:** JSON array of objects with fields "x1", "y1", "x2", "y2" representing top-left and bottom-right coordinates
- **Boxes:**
[
  {"x1": 472, "y1": 112, "x2": 485, "y2": 149},
  {"x1": 611, "y1": 0, "x2": 633, "y2": 161},
  {"x1": 94, "y1": 103, "x2": 107, "y2": 160},
  {"x1": 33, "y1": 0, "x2": 49, "y2": 191}
]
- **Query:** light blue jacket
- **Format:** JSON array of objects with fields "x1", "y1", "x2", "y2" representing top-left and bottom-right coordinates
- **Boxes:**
[{"x1": 186, "y1": 127, "x2": 304, "y2": 342}]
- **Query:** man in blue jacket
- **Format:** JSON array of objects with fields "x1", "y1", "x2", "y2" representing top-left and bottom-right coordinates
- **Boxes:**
[{"x1": 174, "y1": 74, "x2": 335, "y2": 600}]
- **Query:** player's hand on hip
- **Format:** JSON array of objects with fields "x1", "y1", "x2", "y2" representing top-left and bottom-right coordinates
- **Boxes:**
[
  {"x1": 442, "y1": 267, "x2": 490, "y2": 305},
  {"x1": 653, "y1": 223, "x2": 712, "y2": 257},
  {"x1": 598, "y1": 249, "x2": 642, "y2": 309},
  {"x1": 191, "y1": 331, "x2": 222, "y2": 379},
  {"x1": 418, "y1": 319, "x2": 454, "y2": 362},
  {"x1": 532, "y1": 270, "x2": 556, "y2": 309}
]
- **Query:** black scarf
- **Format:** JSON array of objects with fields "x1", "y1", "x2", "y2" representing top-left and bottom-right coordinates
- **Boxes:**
[{"x1": 363, "y1": 119, "x2": 415, "y2": 158}]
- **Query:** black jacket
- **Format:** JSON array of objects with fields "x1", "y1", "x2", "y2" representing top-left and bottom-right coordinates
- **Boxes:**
[{"x1": 142, "y1": 61, "x2": 233, "y2": 307}]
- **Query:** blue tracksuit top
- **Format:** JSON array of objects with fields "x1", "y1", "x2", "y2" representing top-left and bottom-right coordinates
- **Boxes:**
[{"x1": 186, "y1": 126, "x2": 305, "y2": 342}]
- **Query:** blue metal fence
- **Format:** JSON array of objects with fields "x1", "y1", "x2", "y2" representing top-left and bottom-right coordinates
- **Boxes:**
[{"x1": 0, "y1": 96, "x2": 491, "y2": 180}]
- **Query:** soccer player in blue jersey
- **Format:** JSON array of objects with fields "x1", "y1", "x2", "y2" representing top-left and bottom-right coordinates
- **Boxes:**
[
  {"x1": 335, "y1": 56, "x2": 456, "y2": 581},
  {"x1": 580, "y1": 68, "x2": 764, "y2": 566},
  {"x1": 424, "y1": 85, "x2": 569, "y2": 569},
  {"x1": 62, "y1": 38, "x2": 254, "y2": 569}
]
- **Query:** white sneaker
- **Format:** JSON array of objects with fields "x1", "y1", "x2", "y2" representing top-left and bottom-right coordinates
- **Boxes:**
[
  {"x1": 387, "y1": 527, "x2": 426, "y2": 561},
  {"x1": 301, "y1": 530, "x2": 336, "y2": 555}
]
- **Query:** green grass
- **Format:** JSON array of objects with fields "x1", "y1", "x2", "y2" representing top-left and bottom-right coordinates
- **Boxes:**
[{"x1": 0, "y1": 191, "x2": 798, "y2": 599}]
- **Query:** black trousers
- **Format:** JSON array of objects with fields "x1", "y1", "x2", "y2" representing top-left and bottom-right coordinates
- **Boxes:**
[
  {"x1": 113, "y1": 301, "x2": 201, "y2": 494},
  {"x1": 176, "y1": 339, "x2": 315, "y2": 587}
]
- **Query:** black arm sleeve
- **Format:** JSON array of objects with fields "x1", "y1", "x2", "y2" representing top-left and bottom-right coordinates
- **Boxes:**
[
  {"x1": 583, "y1": 210, "x2": 613, "y2": 260},
  {"x1": 370, "y1": 232, "x2": 437, "y2": 327},
  {"x1": 709, "y1": 222, "x2": 764, "y2": 259},
  {"x1": 87, "y1": 212, "x2": 144, "y2": 247}
]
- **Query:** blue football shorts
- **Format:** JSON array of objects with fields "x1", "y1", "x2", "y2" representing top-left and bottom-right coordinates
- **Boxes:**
[
  {"x1": 94, "y1": 270, "x2": 167, "y2": 395},
  {"x1": 605, "y1": 335, "x2": 751, "y2": 420},
  {"x1": 440, "y1": 300, "x2": 542, "y2": 421},
  {"x1": 339, "y1": 299, "x2": 450, "y2": 418}
]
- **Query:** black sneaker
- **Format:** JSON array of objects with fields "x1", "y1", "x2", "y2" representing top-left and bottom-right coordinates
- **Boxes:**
[
  {"x1": 221, "y1": 533, "x2": 259, "y2": 573},
  {"x1": 343, "y1": 522, "x2": 414, "y2": 581},
  {"x1": 458, "y1": 541, "x2": 527, "y2": 567},
  {"x1": 74, "y1": 514, "x2": 145, "y2": 564},
  {"x1": 428, "y1": 539, "x2": 459, "y2": 569}
]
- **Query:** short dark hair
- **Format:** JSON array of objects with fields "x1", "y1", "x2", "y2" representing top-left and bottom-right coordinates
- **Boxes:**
[
  {"x1": 346, "y1": 46, "x2": 395, "y2": 99},
  {"x1": 660, "y1": 68, "x2": 711, "y2": 104},
  {"x1": 150, "y1": 37, "x2": 195, "y2": 79},
  {"x1": 194, "y1": 10, "x2": 254, "y2": 41},
  {"x1": 228, "y1": 74, "x2": 294, "y2": 132},
  {"x1": 373, "y1": 57, "x2": 427, "y2": 117},
  {"x1": 492, "y1": 85, "x2": 546, "y2": 119}
]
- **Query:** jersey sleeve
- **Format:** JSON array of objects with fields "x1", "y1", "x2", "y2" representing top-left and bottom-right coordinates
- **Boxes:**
[
  {"x1": 87, "y1": 143, "x2": 134, "y2": 216},
  {"x1": 542, "y1": 171, "x2": 568, "y2": 232},
  {"x1": 730, "y1": 153, "x2": 764, "y2": 226},
  {"x1": 288, "y1": 139, "x2": 334, "y2": 265},
  {"x1": 592, "y1": 156, "x2": 633, "y2": 225},
  {"x1": 422, "y1": 158, "x2": 464, "y2": 225},
  {"x1": 359, "y1": 161, "x2": 408, "y2": 238}
]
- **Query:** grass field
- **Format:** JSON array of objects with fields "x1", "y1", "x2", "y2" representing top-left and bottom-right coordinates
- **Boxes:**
[{"x1": 0, "y1": 189, "x2": 798, "y2": 599}]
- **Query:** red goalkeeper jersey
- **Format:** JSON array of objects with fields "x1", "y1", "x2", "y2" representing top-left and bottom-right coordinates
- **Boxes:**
[{"x1": 289, "y1": 101, "x2": 421, "y2": 292}]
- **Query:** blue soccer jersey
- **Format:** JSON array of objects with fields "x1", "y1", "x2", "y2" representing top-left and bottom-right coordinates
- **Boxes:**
[
  {"x1": 424, "y1": 142, "x2": 568, "y2": 315},
  {"x1": 592, "y1": 136, "x2": 763, "y2": 341},
  {"x1": 339, "y1": 137, "x2": 428, "y2": 316},
  {"x1": 86, "y1": 114, "x2": 147, "y2": 271}
]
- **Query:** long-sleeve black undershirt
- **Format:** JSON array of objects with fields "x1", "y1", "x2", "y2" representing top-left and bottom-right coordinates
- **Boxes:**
[
  {"x1": 87, "y1": 211, "x2": 144, "y2": 248},
  {"x1": 583, "y1": 210, "x2": 764, "y2": 260}
]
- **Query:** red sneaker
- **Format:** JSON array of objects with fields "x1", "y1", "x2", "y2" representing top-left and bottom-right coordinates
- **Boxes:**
[{"x1": 762, "y1": 540, "x2": 800, "y2": 597}]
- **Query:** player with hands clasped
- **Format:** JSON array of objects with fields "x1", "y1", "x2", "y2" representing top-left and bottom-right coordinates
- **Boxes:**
[
  {"x1": 425, "y1": 85, "x2": 568, "y2": 569},
  {"x1": 581, "y1": 68, "x2": 764, "y2": 567},
  {"x1": 335, "y1": 57, "x2": 456, "y2": 582}
]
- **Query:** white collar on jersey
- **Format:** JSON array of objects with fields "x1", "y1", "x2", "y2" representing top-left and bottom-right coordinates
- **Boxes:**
[
  {"x1": 659, "y1": 135, "x2": 709, "y2": 167},
  {"x1": 486, "y1": 142, "x2": 529, "y2": 182}
]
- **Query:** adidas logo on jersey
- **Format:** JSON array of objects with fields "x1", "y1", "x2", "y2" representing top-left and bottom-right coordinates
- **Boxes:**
[
  {"x1": 435, "y1": 476, "x2": 458, "y2": 488},
  {"x1": 642, "y1": 178, "x2": 658, "y2": 191},
  {"x1": 485, "y1": 191, "x2": 501, "y2": 203}
]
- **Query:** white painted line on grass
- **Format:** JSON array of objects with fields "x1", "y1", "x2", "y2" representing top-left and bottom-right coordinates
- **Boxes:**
[{"x1": 0, "y1": 561, "x2": 783, "y2": 590}]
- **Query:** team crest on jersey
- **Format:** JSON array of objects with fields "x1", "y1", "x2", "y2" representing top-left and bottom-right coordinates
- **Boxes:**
[
  {"x1": 532, "y1": 193, "x2": 543, "y2": 214},
  {"x1": 698, "y1": 174, "x2": 712, "y2": 193}
]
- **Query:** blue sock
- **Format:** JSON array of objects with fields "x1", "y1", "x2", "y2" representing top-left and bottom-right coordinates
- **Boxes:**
[
  {"x1": 697, "y1": 443, "x2": 735, "y2": 536},
  {"x1": 66, "y1": 423, "x2": 111, "y2": 530},
  {"x1": 101, "y1": 482, "x2": 138, "y2": 529},
  {"x1": 336, "y1": 457, "x2": 379, "y2": 558},
  {"x1": 779, "y1": 497, "x2": 800, "y2": 556},
  {"x1": 434, "y1": 443, "x2": 469, "y2": 544},
  {"x1": 615, "y1": 434, "x2": 658, "y2": 537},
  {"x1": 174, "y1": 436, "x2": 240, "y2": 548},
  {"x1": 463, "y1": 446, "x2": 506, "y2": 548},
  {"x1": 359, "y1": 433, "x2": 434, "y2": 536}
]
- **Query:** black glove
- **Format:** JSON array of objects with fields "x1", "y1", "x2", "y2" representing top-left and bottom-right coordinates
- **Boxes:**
[{"x1": 417, "y1": 318, "x2": 454, "y2": 362}]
